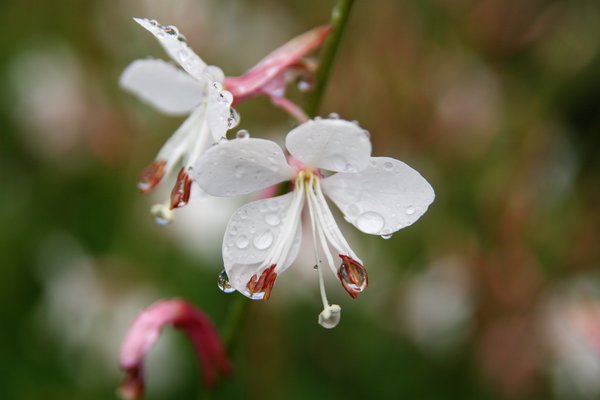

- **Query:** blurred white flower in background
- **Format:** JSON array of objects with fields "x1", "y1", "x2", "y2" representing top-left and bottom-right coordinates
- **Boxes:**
[
  {"x1": 9, "y1": 45, "x2": 87, "y2": 160},
  {"x1": 541, "y1": 278, "x2": 600, "y2": 400},
  {"x1": 34, "y1": 234, "x2": 187, "y2": 395},
  {"x1": 402, "y1": 257, "x2": 474, "y2": 354}
]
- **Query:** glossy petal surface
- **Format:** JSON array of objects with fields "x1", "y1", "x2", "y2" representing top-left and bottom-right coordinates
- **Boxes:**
[
  {"x1": 194, "y1": 138, "x2": 295, "y2": 196},
  {"x1": 120, "y1": 59, "x2": 204, "y2": 115},
  {"x1": 223, "y1": 193, "x2": 302, "y2": 297},
  {"x1": 285, "y1": 119, "x2": 371, "y2": 172},
  {"x1": 322, "y1": 157, "x2": 435, "y2": 235}
]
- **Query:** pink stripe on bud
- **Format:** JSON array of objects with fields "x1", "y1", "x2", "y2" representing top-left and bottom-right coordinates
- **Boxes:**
[{"x1": 224, "y1": 25, "x2": 331, "y2": 109}]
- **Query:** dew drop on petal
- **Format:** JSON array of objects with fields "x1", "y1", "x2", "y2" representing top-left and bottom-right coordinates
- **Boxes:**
[
  {"x1": 236, "y1": 129, "x2": 250, "y2": 139},
  {"x1": 264, "y1": 213, "x2": 280, "y2": 226},
  {"x1": 219, "y1": 90, "x2": 234, "y2": 105},
  {"x1": 164, "y1": 25, "x2": 179, "y2": 36},
  {"x1": 235, "y1": 235, "x2": 249, "y2": 249},
  {"x1": 227, "y1": 108, "x2": 240, "y2": 129},
  {"x1": 406, "y1": 206, "x2": 415, "y2": 215},
  {"x1": 253, "y1": 230, "x2": 274, "y2": 250},
  {"x1": 217, "y1": 270, "x2": 236, "y2": 293},
  {"x1": 356, "y1": 211, "x2": 384, "y2": 234}
]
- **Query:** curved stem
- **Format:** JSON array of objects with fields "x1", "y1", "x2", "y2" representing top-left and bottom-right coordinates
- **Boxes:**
[{"x1": 306, "y1": 0, "x2": 355, "y2": 118}]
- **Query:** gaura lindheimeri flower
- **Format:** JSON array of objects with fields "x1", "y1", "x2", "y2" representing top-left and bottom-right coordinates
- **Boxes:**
[
  {"x1": 121, "y1": 18, "x2": 330, "y2": 224},
  {"x1": 119, "y1": 299, "x2": 231, "y2": 400},
  {"x1": 121, "y1": 18, "x2": 235, "y2": 224},
  {"x1": 195, "y1": 117, "x2": 435, "y2": 328}
]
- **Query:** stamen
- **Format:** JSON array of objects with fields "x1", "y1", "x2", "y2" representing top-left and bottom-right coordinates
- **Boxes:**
[
  {"x1": 337, "y1": 255, "x2": 368, "y2": 299},
  {"x1": 170, "y1": 168, "x2": 192, "y2": 209},
  {"x1": 138, "y1": 160, "x2": 166, "y2": 193},
  {"x1": 246, "y1": 264, "x2": 277, "y2": 300}
]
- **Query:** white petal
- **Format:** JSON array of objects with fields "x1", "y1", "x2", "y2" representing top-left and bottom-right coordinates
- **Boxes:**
[
  {"x1": 206, "y1": 82, "x2": 233, "y2": 141},
  {"x1": 285, "y1": 119, "x2": 372, "y2": 172},
  {"x1": 120, "y1": 59, "x2": 205, "y2": 115},
  {"x1": 322, "y1": 157, "x2": 435, "y2": 235},
  {"x1": 193, "y1": 138, "x2": 295, "y2": 197},
  {"x1": 223, "y1": 193, "x2": 302, "y2": 296},
  {"x1": 134, "y1": 18, "x2": 208, "y2": 80}
]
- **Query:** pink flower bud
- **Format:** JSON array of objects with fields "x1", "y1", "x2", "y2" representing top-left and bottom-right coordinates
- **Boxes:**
[{"x1": 118, "y1": 299, "x2": 231, "y2": 399}]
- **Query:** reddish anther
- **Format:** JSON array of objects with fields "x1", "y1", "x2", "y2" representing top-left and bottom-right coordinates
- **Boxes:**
[
  {"x1": 170, "y1": 168, "x2": 192, "y2": 209},
  {"x1": 246, "y1": 264, "x2": 278, "y2": 300},
  {"x1": 337, "y1": 255, "x2": 368, "y2": 299},
  {"x1": 137, "y1": 159, "x2": 166, "y2": 193}
]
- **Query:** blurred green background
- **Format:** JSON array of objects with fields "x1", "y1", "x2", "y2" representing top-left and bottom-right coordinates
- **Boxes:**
[{"x1": 1, "y1": 0, "x2": 600, "y2": 399}]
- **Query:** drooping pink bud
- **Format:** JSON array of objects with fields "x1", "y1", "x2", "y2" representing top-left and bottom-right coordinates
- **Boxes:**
[
  {"x1": 118, "y1": 299, "x2": 231, "y2": 400},
  {"x1": 224, "y1": 25, "x2": 331, "y2": 121}
]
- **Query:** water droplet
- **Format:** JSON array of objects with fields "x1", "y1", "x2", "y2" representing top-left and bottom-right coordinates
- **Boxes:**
[
  {"x1": 217, "y1": 270, "x2": 235, "y2": 293},
  {"x1": 264, "y1": 213, "x2": 280, "y2": 226},
  {"x1": 356, "y1": 211, "x2": 385, "y2": 234},
  {"x1": 383, "y1": 161, "x2": 394, "y2": 170},
  {"x1": 236, "y1": 129, "x2": 250, "y2": 139},
  {"x1": 406, "y1": 206, "x2": 415, "y2": 215},
  {"x1": 178, "y1": 48, "x2": 191, "y2": 61},
  {"x1": 164, "y1": 25, "x2": 179, "y2": 36},
  {"x1": 328, "y1": 112, "x2": 340, "y2": 119},
  {"x1": 347, "y1": 204, "x2": 360, "y2": 216},
  {"x1": 297, "y1": 78, "x2": 311, "y2": 92},
  {"x1": 253, "y1": 230, "x2": 274, "y2": 250},
  {"x1": 235, "y1": 235, "x2": 249, "y2": 249},
  {"x1": 227, "y1": 108, "x2": 240, "y2": 128},
  {"x1": 219, "y1": 90, "x2": 233, "y2": 105}
]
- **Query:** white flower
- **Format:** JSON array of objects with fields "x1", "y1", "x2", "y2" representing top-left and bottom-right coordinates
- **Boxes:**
[
  {"x1": 120, "y1": 18, "x2": 236, "y2": 223},
  {"x1": 195, "y1": 117, "x2": 435, "y2": 328}
]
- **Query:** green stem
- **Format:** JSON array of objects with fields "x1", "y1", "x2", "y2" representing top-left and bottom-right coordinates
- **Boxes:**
[
  {"x1": 222, "y1": 295, "x2": 249, "y2": 351},
  {"x1": 306, "y1": 0, "x2": 355, "y2": 118}
]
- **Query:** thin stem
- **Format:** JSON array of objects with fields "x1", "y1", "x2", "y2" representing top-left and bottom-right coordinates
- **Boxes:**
[
  {"x1": 306, "y1": 0, "x2": 355, "y2": 118},
  {"x1": 221, "y1": 295, "x2": 249, "y2": 351}
]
